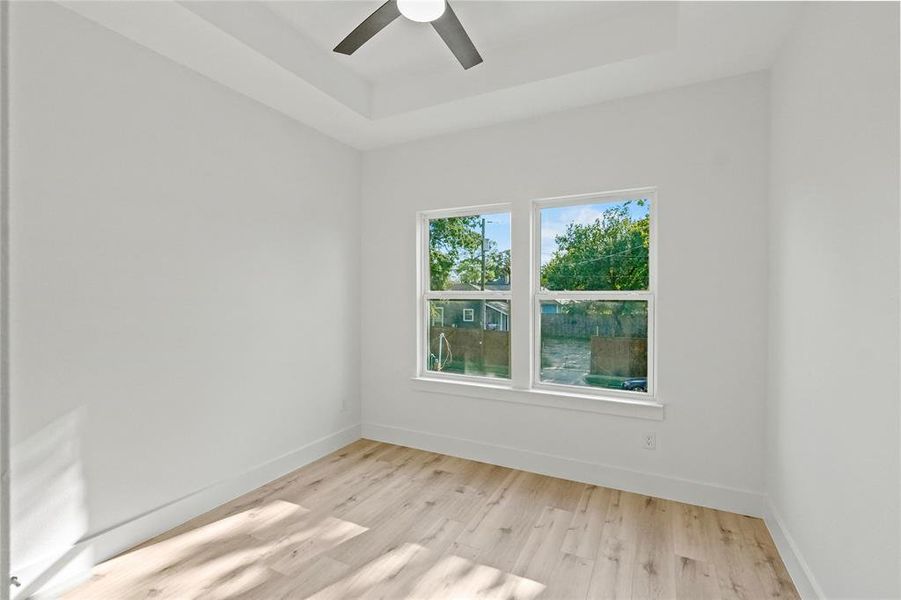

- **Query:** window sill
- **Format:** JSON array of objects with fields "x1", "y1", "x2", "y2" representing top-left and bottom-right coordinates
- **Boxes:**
[{"x1": 410, "y1": 377, "x2": 664, "y2": 421}]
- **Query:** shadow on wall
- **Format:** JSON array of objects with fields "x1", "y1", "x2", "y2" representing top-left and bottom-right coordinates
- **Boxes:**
[{"x1": 10, "y1": 409, "x2": 92, "y2": 598}]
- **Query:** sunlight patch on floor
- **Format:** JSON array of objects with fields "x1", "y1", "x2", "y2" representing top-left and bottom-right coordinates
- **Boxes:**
[
  {"x1": 303, "y1": 542, "x2": 545, "y2": 600},
  {"x1": 407, "y1": 554, "x2": 546, "y2": 600},
  {"x1": 65, "y1": 500, "x2": 369, "y2": 599}
]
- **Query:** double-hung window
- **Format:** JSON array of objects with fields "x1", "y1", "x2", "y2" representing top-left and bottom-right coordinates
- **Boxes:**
[
  {"x1": 421, "y1": 207, "x2": 512, "y2": 382},
  {"x1": 419, "y1": 189, "x2": 655, "y2": 403},
  {"x1": 534, "y1": 192, "x2": 654, "y2": 397}
]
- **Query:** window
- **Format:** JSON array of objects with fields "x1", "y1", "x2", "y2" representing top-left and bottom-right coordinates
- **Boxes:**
[
  {"x1": 536, "y1": 195, "x2": 654, "y2": 396},
  {"x1": 422, "y1": 209, "x2": 511, "y2": 380},
  {"x1": 418, "y1": 190, "x2": 655, "y2": 402}
]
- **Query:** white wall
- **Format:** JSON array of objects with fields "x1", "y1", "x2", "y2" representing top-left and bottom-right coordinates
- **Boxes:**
[
  {"x1": 361, "y1": 72, "x2": 771, "y2": 513},
  {"x1": 767, "y1": 3, "x2": 900, "y2": 598},
  {"x1": 8, "y1": 2, "x2": 361, "y2": 592}
]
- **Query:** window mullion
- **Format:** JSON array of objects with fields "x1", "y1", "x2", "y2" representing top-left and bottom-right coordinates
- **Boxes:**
[{"x1": 510, "y1": 199, "x2": 532, "y2": 390}]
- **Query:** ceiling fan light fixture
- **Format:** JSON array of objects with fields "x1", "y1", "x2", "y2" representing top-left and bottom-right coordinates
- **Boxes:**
[
  {"x1": 397, "y1": 0, "x2": 446, "y2": 23},
  {"x1": 334, "y1": 0, "x2": 481, "y2": 69}
]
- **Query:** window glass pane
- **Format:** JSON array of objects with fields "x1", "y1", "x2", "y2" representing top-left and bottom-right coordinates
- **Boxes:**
[
  {"x1": 539, "y1": 300, "x2": 648, "y2": 392},
  {"x1": 428, "y1": 300, "x2": 510, "y2": 379},
  {"x1": 540, "y1": 199, "x2": 650, "y2": 291},
  {"x1": 429, "y1": 213, "x2": 511, "y2": 291}
]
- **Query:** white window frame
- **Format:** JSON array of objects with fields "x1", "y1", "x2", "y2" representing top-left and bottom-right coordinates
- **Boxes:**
[
  {"x1": 532, "y1": 189, "x2": 657, "y2": 401},
  {"x1": 461, "y1": 308, "x2": 475, "y2": 322},
  {"x1": 415, "y1": 189, "x2": 661, "y2": 419},
  {"x1": 417, "y1": 204, "x2": 513, "y2": 386}
]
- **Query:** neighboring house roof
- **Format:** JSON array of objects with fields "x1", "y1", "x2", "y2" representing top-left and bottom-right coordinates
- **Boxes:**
[
  {"x1": 486, "y1": 301, "x2": 509, "y2": 316},
  {"x1": 442, "y1": 279, "x2": 511, "y2": 318}
]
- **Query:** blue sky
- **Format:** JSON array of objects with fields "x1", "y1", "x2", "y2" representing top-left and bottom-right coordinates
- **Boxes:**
[
  {"x1": 480, "y1": 212, "x2": 511, "y2": 253},
  {"x1": 471, "y1": 199, "x2": 649, "y2": 264}
]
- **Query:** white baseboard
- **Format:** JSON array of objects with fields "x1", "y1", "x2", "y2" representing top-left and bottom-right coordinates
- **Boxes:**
[
  {"x1": 17, "y1": 423, "x2": 362, "y2": 600},
  {"x1": 362, "y1": 422, "x2": 765, "y2": 518},
  {"x1": 763, "y1": 499, "x2": 825, "y2": 600}
]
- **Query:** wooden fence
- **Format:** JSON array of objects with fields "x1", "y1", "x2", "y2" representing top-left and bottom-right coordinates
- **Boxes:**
[
  {"x1": 429, "y1": 327, "x2": 509, "y2": 371},
  {"x1": 590, "y1": 337, "x2": 647, "y2": 377},
  {"x1": 541, "y1": 313, "x2": 646, "y2": 339}
]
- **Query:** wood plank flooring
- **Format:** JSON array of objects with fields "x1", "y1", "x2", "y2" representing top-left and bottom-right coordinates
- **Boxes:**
[{"x1": 65, "y1": 440, "x2": 799, "y2": 599}]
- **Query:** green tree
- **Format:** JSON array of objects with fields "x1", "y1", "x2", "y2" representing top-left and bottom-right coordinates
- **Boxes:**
[
  {"x1": 456, "y1": 245, "x2": 510, "y2": 287},
  {"x1": 541, "y1": 200, "x2": 649, "y2": 293},
  {"x1": 429, "y1": 216, "x2": 482, "y2": 290},
  {"x1": 429, "y1": 217, "x2": 510, "y2": 290}
]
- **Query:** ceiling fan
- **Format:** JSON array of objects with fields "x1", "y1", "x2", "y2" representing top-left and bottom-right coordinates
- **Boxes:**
[{"x1": 334, "y1": 0, "x2": 483, "y2": 70}]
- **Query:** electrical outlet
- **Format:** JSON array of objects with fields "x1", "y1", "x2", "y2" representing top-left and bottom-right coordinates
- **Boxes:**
[{"x1": 643, "y1": 432, "x2": 656, "y2": 450}]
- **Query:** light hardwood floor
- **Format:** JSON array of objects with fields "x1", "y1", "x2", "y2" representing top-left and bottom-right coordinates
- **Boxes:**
[{"x1": 65, "y1": 440, "x2": 799, "y2": 599}]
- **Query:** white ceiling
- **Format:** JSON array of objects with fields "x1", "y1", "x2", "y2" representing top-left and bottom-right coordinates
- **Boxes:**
[
  {"x1": 265, "y1": 1, "x2": 646, "y2": 82},
  {"x1": 60, "y1": 1, "x2": 804, "y2": 149}
]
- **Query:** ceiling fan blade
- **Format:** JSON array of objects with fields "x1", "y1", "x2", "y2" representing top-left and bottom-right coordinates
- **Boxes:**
[
  {"x1": 334, "y1": 0, "x2": 401, "y2": 55},
  {"x1": 431, "y1": 2, "x2": 482, "y2": 69}
]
